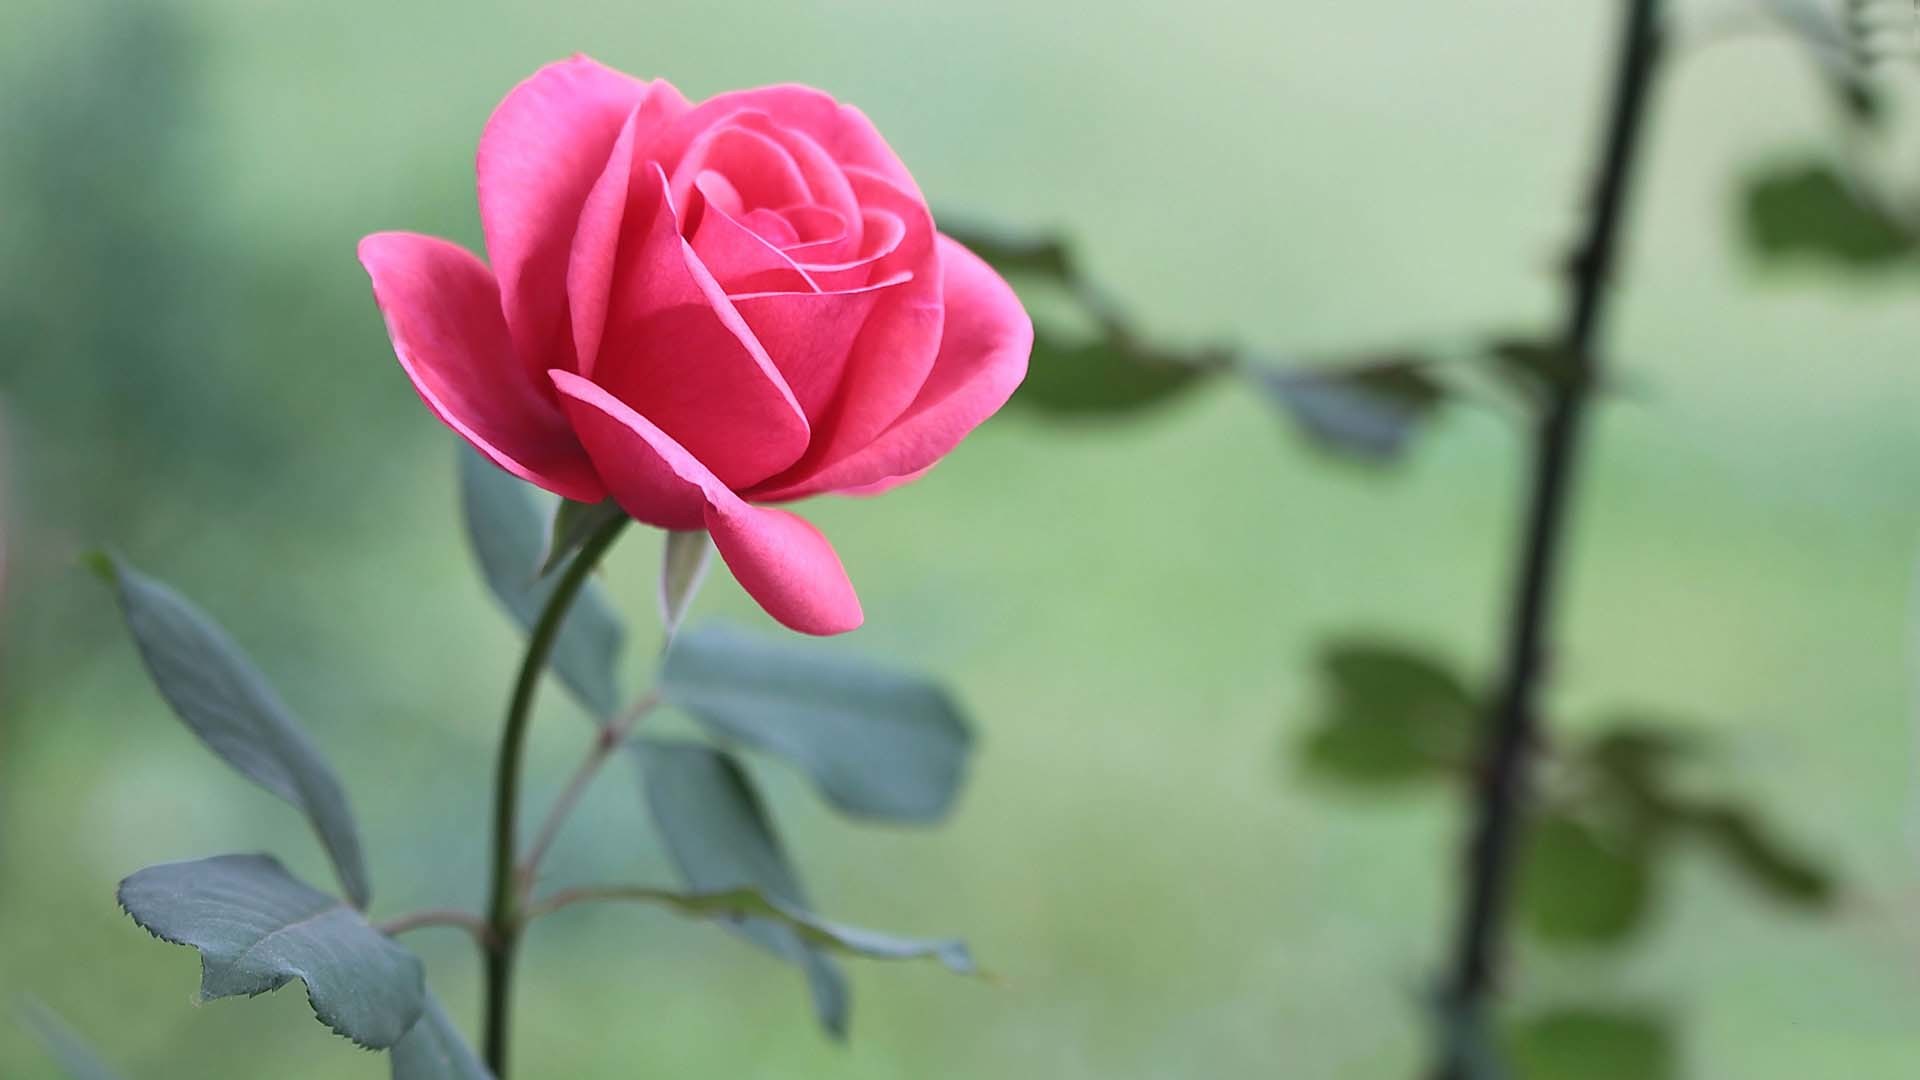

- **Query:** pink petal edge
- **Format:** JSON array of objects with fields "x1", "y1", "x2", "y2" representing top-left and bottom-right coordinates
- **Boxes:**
[
  {"x1": 478, "y1": 57, "x2": 688, "y2": 383},
  {"x1": 359, "y1": 231, "x2": 603, "y2": 503},
  {"x1": 753, "y1": 233, "x2": 1031, "y2": 501},
  {"x1": 549, "y1": 369, "x2": 862, "y2": 635}
]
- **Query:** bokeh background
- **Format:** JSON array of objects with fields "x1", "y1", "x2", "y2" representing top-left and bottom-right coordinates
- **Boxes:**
[{"x1": 4, "y1": 0, "x2": 1919, "y2": 1076}]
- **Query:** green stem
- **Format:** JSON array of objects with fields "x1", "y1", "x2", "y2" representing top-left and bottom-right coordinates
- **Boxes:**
[{"x1": 481, "y1": 515, "x2": 628, "y2": 1077}]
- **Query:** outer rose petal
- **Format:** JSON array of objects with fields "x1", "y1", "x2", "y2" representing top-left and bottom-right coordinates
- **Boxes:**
[
  {"x1": 753, "y1": 234, "x2": 1031, "y2": 501},
  {"x1": 703, "y1": 501, "x2": 863, "y2": 636},
  {"x1": 478, "y1": 56, "x2": 687, "y2": 382},
  {"x1": 358, "y1": 232, "x2": 603, "y2": 502},
  {"x1": 550, "y1": 371, "x2": 862, "y2": 635},
  {"x1": 835, "y1": 463, "x2": 936, "y2": 497}
]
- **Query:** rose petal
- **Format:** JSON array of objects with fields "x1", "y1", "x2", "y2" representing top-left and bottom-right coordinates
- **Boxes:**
[
  {"x1": 657, "y1": 85, "x2": 923, "y2": 202},
  {"x1": 359, "y1": 232, "x2": 603, "y2": 502},
  {"x1": 705, "y1": 500, "x2": 863, "y2": 635},
  {"x1": 740, "y1": 207, "x2": 804, "y2": 247},
  {"x1": 548, "y1": 369, "x2": 715, "y2": 528},
  {"x1": 776, "y1": 205, "x2": 847, "y2": 248},
  {"x1": 568, "y1": 146, "x2": 810, "y2": 488},
  {"x1": 669, "y1": 118, "x2": 810, "y2": 219},
  {"x1": 836, "y1": 463, "x2": 935, "y2": 497},
  {"x1": 751, "y1": 114, "x2": 862, "y2": 227},
  {"x1": 730, "y1": 272, "x2": 910, "y2": 421},
  {"x1": 754, "y1": 168, "x2": 944, "y2": 489},
  {"x1": 796, "y1": 207, "x2": 907, "y2": 291},
  {"x1": 753, "y1": 234, "x2": 1031, "y2": 500},
  {"x1": 550, "y1": 370, "x2": 861, "y2": 634},
  {"x1": 477, "y1": 56, "x2": 687, "y2": 383},
  {"x1": 688, "y1": 184, "x2": 816, "y2": 294}
]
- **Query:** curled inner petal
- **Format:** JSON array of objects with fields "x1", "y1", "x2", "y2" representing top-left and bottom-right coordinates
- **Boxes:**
[{"x1": 753, "y1": 234, "x2": 1031, "y2": 500}]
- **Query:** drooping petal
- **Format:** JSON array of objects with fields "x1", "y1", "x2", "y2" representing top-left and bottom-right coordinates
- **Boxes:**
[
  {"x1": 359, "y1": 232, "x2": 603, "y2": 502},
  {"x1": 567, "y1": 148, "x2": 810, "y2": 489},
  {"x1": 550, "y1": 370, "x2": 861, "y2": 634},
  {"x1": 478, "y1": 57, "x2": 687, "y2": 381},
  {"x1": 705, "y1": 501, "x2": 863, "y2": 635},
  {"x1": 754, "y1": 234, "x2": 1030, "y2": 500}
]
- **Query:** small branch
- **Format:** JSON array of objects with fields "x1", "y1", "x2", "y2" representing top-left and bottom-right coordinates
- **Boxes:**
[
  {"x1": 378, "y1": 909, "x2": 490, "y2": 941},
  {"x1": 515, "y1": 691, "x2": 661, "y2": 891},
  {"x1": 521, "y1": 883, "x2": 696, "y2": 922}
]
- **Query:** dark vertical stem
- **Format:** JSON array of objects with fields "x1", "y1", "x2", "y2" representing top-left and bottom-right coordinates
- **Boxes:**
[
  {"x1": 1432, "y1": 1, "x2": 1664, "y2": 1075},
  {"x1": 481, "y1": 516, "x2": 628, "y2": 1076}
]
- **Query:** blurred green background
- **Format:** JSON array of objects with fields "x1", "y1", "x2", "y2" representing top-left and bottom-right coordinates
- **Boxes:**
[{"x1": 3, "y1": 0, "x2": 1918, "y2": 1076}]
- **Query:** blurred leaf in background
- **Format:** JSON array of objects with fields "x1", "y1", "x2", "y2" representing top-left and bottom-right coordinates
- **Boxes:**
[
  {"x1": 1739, "y1": 159, "x2": 1915, "y2": 268},
  {"x1": 1254, "y1": 357, "x2": 1450, "y2": 463},
  {"x1": 1515, "y1": 810, "x2": 1653, "y2": 946},
  {"x1": 1296, "y1": 640, "x2": 1476, "y2": 789},
  {"x1": 1505, "y1": 1007, "x2": 1675, "y2": 1080},
  {"x1": 1291, "y1": 644, "x2": 1838, "y2": 949}
]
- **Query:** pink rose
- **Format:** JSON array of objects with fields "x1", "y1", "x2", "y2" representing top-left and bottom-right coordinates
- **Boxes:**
[{"x1": 360, "y1": 57, "x2": 1030, "y2": 635}]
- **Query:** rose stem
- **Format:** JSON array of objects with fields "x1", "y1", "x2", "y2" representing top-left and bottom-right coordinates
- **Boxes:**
[
  {"x1": 1428, "y1": 0, "x2": 1666, "y2": 1075},
  {"x1": 482, "y1": 513, "x2": 628, "y2": 1076}
]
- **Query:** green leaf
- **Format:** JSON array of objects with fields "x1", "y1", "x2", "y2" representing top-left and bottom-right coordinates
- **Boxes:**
[
  {"x1": 1516, "y1": 811, "x2": 1653, "y2": 946},
  {"x1": 1011, "y1": 333, "x2": 1214, "y2": 418},
  {"x1": 1297, "y1": 641, "x2": 1476, "y2": 789},
  {"x1": 1681, "y1": 804, "x2": 1835, "y2": 909},
  {"x1": 1741, "y1": 161, "x2": 1914, "y2": 268},
  {"x1": 118, "y1": 854, "x2": 424, "y2": 1049},
  {"x1": 1255, "y1": 357, "x2": 1447, "y2": 462},
  {"x1": 1505, "y1": 1007, "x2": 1675, "y2": 1080},
  {"x1": 93, "y1": 554, "x2": 371, "y2": 907},
  {"x1": 458, "y1": 446, "x2": 626, "y2": 720},
  {"x1": 631, "y1": 738, "x2": 849, "y2": 1037},
  {"x1": 391, "y1": 990, "x2": 491, "y2": 1080},
  {"x1": 540, "y1": 498, "x2": 625, "y2": 579},
  {"x1": 1576, "y1": 719, "x2": 1835, "y2": 909},
  {"x1": 17, "y1": 998, "x2": 128, "y2": 1080},
  {"x1": 661, "y1": 624, "x2": 973, "y2": 823},
  {"x1": 659, "y1": 531, "x2": 712, "y2": 639}
]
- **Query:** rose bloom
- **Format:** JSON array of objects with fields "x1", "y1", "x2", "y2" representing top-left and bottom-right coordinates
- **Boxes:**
[{"x1": 361, "y1": 57, "x2": 1030, "y2": 635}]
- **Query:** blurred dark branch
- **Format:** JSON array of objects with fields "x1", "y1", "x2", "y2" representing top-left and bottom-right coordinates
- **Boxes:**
[{"x1": 1431, "y1": 1, "x2": 1667, "y2": 1076}]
